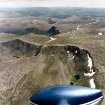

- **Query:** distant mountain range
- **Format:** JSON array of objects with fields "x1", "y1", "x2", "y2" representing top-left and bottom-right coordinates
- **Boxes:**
[{"x1": 0, "y1": 7, "x2": 105, "y2": 18}]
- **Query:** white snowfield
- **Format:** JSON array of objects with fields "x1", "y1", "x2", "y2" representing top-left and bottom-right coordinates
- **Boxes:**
[{"x1": 84, "y1": 54, "x2": 96, "y2": 88}]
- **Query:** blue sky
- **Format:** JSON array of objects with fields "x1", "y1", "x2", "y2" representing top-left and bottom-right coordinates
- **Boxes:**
[{"x1": 0, "y1": 0, "x2": 105, "y2": 8}]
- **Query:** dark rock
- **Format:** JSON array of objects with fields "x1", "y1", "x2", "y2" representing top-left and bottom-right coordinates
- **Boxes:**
[
  {"x1": 1, "y1": 39, "x2": 42, "y2": 57},
  {"x1": 47, "y1": 26, "x2": 60, "y2": 36},
  {"x1": 74, "y1": 74, "x2": 80, "y2": 80}
]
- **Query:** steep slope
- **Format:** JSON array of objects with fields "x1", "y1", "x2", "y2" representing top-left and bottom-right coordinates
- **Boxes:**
[{"x1": 0, "y1": 38, "x2": 103, "y2": 105}]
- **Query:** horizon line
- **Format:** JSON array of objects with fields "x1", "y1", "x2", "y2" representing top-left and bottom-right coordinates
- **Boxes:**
[{"x1": 0, "y1": 6, "x2": 105, "y2": 9}]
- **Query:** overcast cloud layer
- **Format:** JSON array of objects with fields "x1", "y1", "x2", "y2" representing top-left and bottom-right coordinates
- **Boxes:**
[{"x1": 0, "y1": 0, "x2": 105, "y2": 8}]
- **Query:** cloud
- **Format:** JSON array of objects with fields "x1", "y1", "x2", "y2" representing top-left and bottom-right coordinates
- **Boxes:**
[{"x1": 0, "y1": 0, "x2": 105, "y2": 8}]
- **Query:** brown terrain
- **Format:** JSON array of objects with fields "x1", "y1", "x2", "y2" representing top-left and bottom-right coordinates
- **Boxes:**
[{"x1": 0, "y1": 11, "x2": 105, "y2": 105}]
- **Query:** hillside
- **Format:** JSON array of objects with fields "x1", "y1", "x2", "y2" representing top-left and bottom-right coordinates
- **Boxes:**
[
  {"x1": 0, "y1": 7, "x2": 105, "y2": 105},
  {"x1": 1, "y1": 8, "x2": 105, "y2": 18},
  {"x1": 1, "y1": 14, "x2": 105, "y2": 36},
  {"x1": 0, "y1": 33, "x2": 105, "y2": 105}
]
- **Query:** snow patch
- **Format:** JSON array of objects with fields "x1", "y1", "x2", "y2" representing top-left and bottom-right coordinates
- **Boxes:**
[
  {"x1": 84, "y1": 54, "x2": 96, "y2": 88},
  {"x1": 66, "y1": 50, "x2": 75, "y2": 60},
  {"x1": 89, "y1": 78, "x2": 96, "y2": 89},
  {"x1": 50, "y1": 37, "x2": 56, "y2": 41},
  {"x1": 75, "y1": 50, "x2": 78, "y2": 54},
  {"x1": 66, "y1": 51, "x2": 70, "y2": 54},
  {"x1": 87, "y1": 54, "x2": 93, "y2": 72},
  {"x1": 45, "y1": 37, "x2": 57, "y2": 43},
  {"x1": 84, "y1": 54, "x2": 95, "y2": 77},
  {"x1": 76, "y1": 25, "x2": 80, "y2": 31},
  {"x1": 84, "y1": 71, "x2": 95, "y2": 77},
  {"x1": 98, "y1": 32, "x2": 103, "y2": 36}
]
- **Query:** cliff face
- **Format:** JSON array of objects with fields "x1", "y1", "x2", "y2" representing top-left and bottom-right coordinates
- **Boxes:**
[
  {"x1": 1, "y1": 39, "x2": 42, "y2": 57},
  {"x1": 0, "y1": 39, "x2": 103, "y2": 105}
]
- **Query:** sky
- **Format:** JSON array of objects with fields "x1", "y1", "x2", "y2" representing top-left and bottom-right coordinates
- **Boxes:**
[{"x1": 0, "y1": 0, "x2": 105, "y2": 8}]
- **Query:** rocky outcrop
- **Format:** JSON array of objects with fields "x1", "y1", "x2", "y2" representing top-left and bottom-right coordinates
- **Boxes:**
[
  {"x1": 0, "y1": 39, "x2": 102, "y2": 105},
  {"x1": 1, "y1": 39, "x2": 42, "y2": 57}
]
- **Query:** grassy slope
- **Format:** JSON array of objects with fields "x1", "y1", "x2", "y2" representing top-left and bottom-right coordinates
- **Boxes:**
[
  {"x1": 0, "y1": 33, "x2": 105, "y2": 105},
  {"x1": 1, "y1": 32, "x2": 105, "y2": 78}
]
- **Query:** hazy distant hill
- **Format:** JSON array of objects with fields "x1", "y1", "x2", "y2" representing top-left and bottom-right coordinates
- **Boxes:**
[{"x1": 1, "y1": 7, "x2": 105, "y2": 18}]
